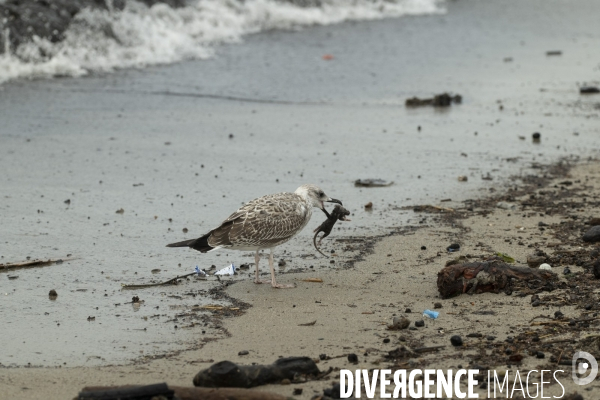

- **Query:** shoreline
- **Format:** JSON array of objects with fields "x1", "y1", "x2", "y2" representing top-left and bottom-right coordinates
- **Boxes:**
[
  {"x1": 2, "y1": 0, "x2": 600, "y2": 397},
  {"x1": 4, "y1": 158, "x2": 600, "y2": 398}
]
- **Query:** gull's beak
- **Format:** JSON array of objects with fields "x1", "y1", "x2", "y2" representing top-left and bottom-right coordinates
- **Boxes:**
[{"x1": 326, "y1": 198, "x2": 342, "y2": 206}]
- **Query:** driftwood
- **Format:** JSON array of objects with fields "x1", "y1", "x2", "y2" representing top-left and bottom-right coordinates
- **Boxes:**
[
  {"x1": 193, "y1": 357, "x2": 320, "y2": 388},
  {"x1": 77, "y1": 383, "x2": 287, "y2": 400},
  {"x1": 437, "y1": 257, "x2": 556, "y2": 299},
  {"x1": 0, "y1": 257, "x2": 76, "y2": 271}
]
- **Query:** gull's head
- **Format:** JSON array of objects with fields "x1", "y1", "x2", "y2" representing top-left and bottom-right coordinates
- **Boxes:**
[{"x1": 295, "y1": 184, "x2": 342, "y2": 212}]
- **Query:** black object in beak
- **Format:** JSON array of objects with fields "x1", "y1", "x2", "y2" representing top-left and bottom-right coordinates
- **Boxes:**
[{"x1": 326, "y1": 198, "x2": 343, "y2": 206}]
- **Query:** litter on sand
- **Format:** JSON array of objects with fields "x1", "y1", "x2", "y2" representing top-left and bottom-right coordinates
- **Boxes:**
[
  {"x1": 423, "y1": 310, "x2": 439, "y2": 319},
  {"x1": 214, "y1": 264, "x2": 236, "y2": 276}
]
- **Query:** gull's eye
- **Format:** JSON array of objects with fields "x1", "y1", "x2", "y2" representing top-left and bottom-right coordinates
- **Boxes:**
[{"x1": 318, "y1": 191, "x2": 324, "y2": 196}]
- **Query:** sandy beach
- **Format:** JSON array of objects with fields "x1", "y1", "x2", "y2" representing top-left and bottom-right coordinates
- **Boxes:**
[{"x1": 2, "y1": 0, "x2": 600, "y2": 398}]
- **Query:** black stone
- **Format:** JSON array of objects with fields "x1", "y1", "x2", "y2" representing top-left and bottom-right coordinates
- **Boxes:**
[
  {"x1": 383, "y1": 338, "x2": 390, "y2": 344},
  {"x1": 415, "y1": 320, "x2": 425, "y2": 327},
  {"x1": 536, "y1": 351, "x2": 545, "y2": 359},
  {"x1": 563, "y1": 267, "x2": 571, "y2": 275},
  {"x1": 593, "y1": 260, "x2": 600, "y2": 279},
  {"x1": 447, "y1": 243, "x2": 460, "y2": 252},
  {"x1": 450, "y1": 335, "x2": 463, "y2": 346},
  {"x1": 405, "y1": 308, "x2": 412, "y2": 313},
  {"x1": 583, "y1": 226, "x2": 600, "y2": 243},
  {"x1": 193, "y1": 357, "x2": 320, "y2": 388},
  {"x1": 347, "y1": 353, "x2": 358, "y2": 363},
  {"x1": 532, "y1": 132, "x2": 541, "y2": 140}
]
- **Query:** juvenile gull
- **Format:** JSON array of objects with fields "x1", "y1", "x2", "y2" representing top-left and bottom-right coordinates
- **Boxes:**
[{"x1": 166, "y1": 184, "x2": 342, "y2": 288}]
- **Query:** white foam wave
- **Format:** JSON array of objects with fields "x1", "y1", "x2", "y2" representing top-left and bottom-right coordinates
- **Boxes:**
[{"x1": 0, "y1": 0, "x2": 444, "y2": 84}]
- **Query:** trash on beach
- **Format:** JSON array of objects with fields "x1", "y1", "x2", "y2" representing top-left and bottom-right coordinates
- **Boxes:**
[
  {"x1": 354, "y1": 179, "x2": 393, "y2": 187},
  {"x1": 539, "y1": 263, "x2": 552, "y2": 270},
  {"x1": 214, "y1": 264, "x2": 236, "y2": 276},
  {"x1": 301, "y1": 278, "x2": 323, "y2": 283},
  {"x1": 313, "y1": 204, "x2": 351, "y2": 258},
  {"x1": 193, "y1": 357, "x2": 320, "y2": 388},
  {"x1": 437, "y1": 256, "x2": 557, "y2": 299},
  {"x1": 405, "y1": 93, "x2": 462, "y2": 107},
  {"x1": 580, "y1": 86, "x2": 600, "y2": 94},
  {"x1": 495, "y1": 252, "x2": 515, "y2": 263},
  {"x1": 496, "y1": 201, "x2": 517, "y2": 210},
  {"x1": 195, "y1": 266, "x2": 207, "y2": 277},
  {"x1": 422, "y1": 310, "x2": 439, "y2": 319}
]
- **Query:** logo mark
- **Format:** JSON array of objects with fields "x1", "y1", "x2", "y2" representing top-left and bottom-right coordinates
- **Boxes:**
[{"x1": 572, "y1": 351, "x2": 598, "y2": 385}]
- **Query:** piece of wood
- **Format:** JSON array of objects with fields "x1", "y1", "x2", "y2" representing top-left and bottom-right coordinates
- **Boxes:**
[
  {"x1": 0, "y1": 257, "x2": 76, "y2": 271},
  {"x1": 437, "y1": 257, "x2": 556, "y2": 299}
]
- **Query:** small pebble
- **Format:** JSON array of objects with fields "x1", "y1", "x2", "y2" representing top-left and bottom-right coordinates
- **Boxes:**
[
  {"x1": 532, "y1": 132, "x2": 541, "y2": 140},
  {"x1": 383, "y1": 338, "x2": 390, "y2": 344},
  {"x1": 434, "y1": 302, "x2": 442, "y2": 309},
  {"x1": 293, "y1": 388, "x2": 303, "y2": 396},
  {"x1": 554, "y1": 311, "x2": 564, "y2": 319},
  {"x1": 415, "y1": 320, "x2": 425, "y2": 327},
  {"x1": 347, "y1": 353, "x2": 358, "y2": 363},
  {"x1": 49, "y1": 289, "x2": 58, "y2": 298},
  {"x1": 532, "y1": 300, "x2": 540, "y2": 307},
  {"x1": 450, "y1": 335, "x2": 463, "y2": 346},
  {"x1": 420, "y1": 246, "x2": 426, "y2": 250},
  {"x1": 405, "y1": 308, "x2": 412, "y2": 313},
  {"x1": 539, "y1": 263, "x2": 552, "y2": 270},
  {"x1": 536, "y1": 351, "x2": 545, "y2": 359},
  {"x1": 447, "y1": 243, "x2": 460, "y2": 252},
  {"x1": 238, "y1": 350, "x2": 249, "y2": 356},
  {"x1": 563, "y1": 267, "x2": 571, "y2": 275},
  {"x1": 319, "y1": 354, "x2": 327, "y2": 360}
]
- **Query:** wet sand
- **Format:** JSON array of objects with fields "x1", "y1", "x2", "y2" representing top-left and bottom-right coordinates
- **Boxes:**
[{"x1": 2, "y1": 0, "x2": 600, "y2": 398}]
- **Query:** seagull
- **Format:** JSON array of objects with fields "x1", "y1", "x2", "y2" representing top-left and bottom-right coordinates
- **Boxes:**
[{"x1": 166, "y1": 184, "x2": 342, "y2": 288}]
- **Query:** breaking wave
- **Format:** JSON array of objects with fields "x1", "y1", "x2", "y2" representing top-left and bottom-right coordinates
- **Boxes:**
[{"x1": 0, "y1": 0, "x2": 444, "y2": 84}]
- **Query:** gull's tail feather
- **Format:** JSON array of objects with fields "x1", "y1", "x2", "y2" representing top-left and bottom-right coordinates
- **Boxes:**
[{"x1": 166, "y1": 233, "x2": 214, "y2": 253}]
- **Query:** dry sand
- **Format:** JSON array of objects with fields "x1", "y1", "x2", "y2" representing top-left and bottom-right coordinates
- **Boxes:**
[{"x1": 4, "y1": 160, "x2": 600, "y2": 399}]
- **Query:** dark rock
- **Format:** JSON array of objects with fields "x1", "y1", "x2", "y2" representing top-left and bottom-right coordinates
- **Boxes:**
[
  {"x1": 421, "y1": 246, "x2": 427, "y2": 250},
  {"x1": 347, "y1": 354, "x2": 358, "y2": 363},
  {"x1": 585, "y1": 304, "x2": 593, "y2": 311},
  {"x1": 590, "y1": 218, "x2": 600, "y2": 226},
  {"x1": 383, "y1": 338, "x2": 390, "y2": 344},
  {"x1": 580, "y1": 86, "x2": 600, "y2": 94},
  {"x1": 450, "y1": 335, "x2": 463, "y2": 346},
  {"x1": 527, "y1": 254, "x2": 546, "y2": 268},
  {"x1": 532, "y1": 132, "x2": 541, "y2": 140},
  {"x1": 532, "y1": 300, "x2": 541, "y2": 307},
  {"x1": 319, "y1": 354, "x2": 327, "y2": 360},
  {"x1": 486, "y1": 336, "x2": 496, "y2": 341},
  {"x1": 447, "y1": 243, "x2": 460, "y2": 252},
  {"x1": 193, "y1": 357, "x2": 320, "y2": 388},
  {"x1": 434, "y1": 302, "x2": 442, "y2": 309},
  {"x1": 414, "y1": 320, "x2": 425, "y2": 327},
  {"x1": 593, "y1": 260, "x2": 600, "y2": 279},
  {"x1": 49, "y1": 289, "x2": 58, "y2": 298},
  {"x1": 536, "y1": 351, "x2": 545, "y2": 359},
  {"x1": 563, "y1": 267, "x2": 572, "y2": 275},
  {"x1": 405, "y1": 308, "x2": 412, "y2": 313},
  {"x1": 405, "y1": 93, "x2": 462, "y2": 108},
  {"x1": 238, "y1": 350, "x2": 249, "y2": 356},
  {"x1": 505, "y1": 348, "x2": 513, "y2": 355},
  {"x1": 583, "y1": 226, "x2": 600, "y2": 243},
  {"x1": 323, "y1": 383, "x2": 342, "y2": 399},
  {"x1": 554, "y1": 311, "x2": 564, "y2": 319},
  {"x1": 293, "y1": 388, "x2": 303, "y2": 395}
]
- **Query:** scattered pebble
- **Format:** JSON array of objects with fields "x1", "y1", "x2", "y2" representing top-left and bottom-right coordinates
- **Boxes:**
[
  {"x1": 580, "y1": 86, "x2": 600, "y2": 94},
  {"x1": 383, "y1": 338, "x2": 390, "y2": 344},
  {"x1": 447, "y1": 243, "x2": 460, "y2": 252},
  {"x1": 420, "y1": 246, "x2": 426, "y2": 250},
  {"x1": 238, "y1": 350, "x2": 249, "y2": 356},
  {"x1": 583, "y1": 226, "x2": 600, "y2": 243},
  {"x1": 388, "y1": 316, "x2": 410, "y2": 330},
  {"x1": 414, "y1": 320, "x2": 425, "y2": 327},
  {"x1": 347, "y1": 353, "x2": 358, "y2": 363},
  {"x1": 364, "y1": 202, "x2": 373, "y2": 209},
  {"x1": 563, "y1": 267, "x2": 571, "y2": 275},
  {"x1": 293, "y1": 388, "x2": 303, "y2": 395},
  {"x1": 49, "y1": 289, "x2": 58, "y2": 299},
  {"x1": 434, "y1": 302, "x2": 442, "y2": 309},
  {"x1": 450, "y1": 335, "x2": 463, "y2": 346},
  {"x1": 536, "y1": 351, "x2": 545, "y2": 359},
  {"x1": 458, "y1": 176, "x2": 468, "y2": 182},
  {"x1": 539, "y1": 263, "x2": 552, "y2": 270},
  {"x1": 115, "y1": 208, "x2": 124, "y2": 214}
]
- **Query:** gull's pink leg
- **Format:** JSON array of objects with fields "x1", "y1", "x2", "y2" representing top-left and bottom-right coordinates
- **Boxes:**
[
  {"x1": 254, "y1": 250, "x2": 270, "y2": 284},
  {"x1": 269, "y1": 248, "x2": 294, "y2": 289}
]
